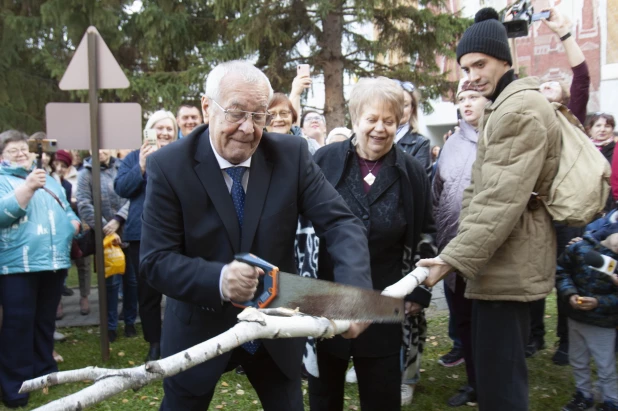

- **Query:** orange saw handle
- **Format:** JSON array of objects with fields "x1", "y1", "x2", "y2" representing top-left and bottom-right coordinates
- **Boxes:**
[{"x1": 231, "y1": 253, "x2": 279, "y2": 309}]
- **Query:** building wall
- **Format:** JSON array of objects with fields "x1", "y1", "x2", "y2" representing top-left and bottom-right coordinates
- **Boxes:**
[{"x1": 421, "y1": 0, "x2": 617, "y2": 146}]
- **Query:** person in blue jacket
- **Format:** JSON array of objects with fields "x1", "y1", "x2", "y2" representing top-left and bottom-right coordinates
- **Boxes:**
[
  {"x1": 0, "y1": 130, "x2": 80, "y2": 408},
  {"x1": 114, "y1": 109, "x2": 178, "y2": 361}
]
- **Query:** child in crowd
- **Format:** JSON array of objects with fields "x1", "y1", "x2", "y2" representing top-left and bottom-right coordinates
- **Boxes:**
[{"x1": 557, "y1": 223, "x2": 618, "y2": 411}]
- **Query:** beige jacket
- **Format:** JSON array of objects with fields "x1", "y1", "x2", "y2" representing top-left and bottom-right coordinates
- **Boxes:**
[{"x1": 440, "y1": 77, "x2": 561, "y2": 302}]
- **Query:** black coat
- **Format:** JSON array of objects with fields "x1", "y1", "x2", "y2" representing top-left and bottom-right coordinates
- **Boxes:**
[
  {"x1": 140, "y1": 125, "x2": 372, "y2": 396},
  {"x1": 313, "y1": 140, "x2": 435, "y2": 358},
  {"x1": 396, "y1": 130, "x2": 432, "y2": 175}
]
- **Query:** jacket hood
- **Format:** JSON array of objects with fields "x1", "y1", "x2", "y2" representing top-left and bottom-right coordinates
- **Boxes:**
[
  {"x1": 457, "y1": 120, "x2": 479, "y2": 144},
  {"x1": 0, "y1": 162, "x2": 34, "y2": 177},
  {"x1": 83, "y1": 156, "x2": 116, "y2": 170},
  {"x1": 583, "y1": 232, "x2": 618, "y2": 260}
]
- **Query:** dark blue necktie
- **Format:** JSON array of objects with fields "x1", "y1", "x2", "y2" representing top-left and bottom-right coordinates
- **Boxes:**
[
  {"x1": 225, "y1": 167, "x2": 246, "y2": 232},
  {"x1": 224, "y1": 166, "x2": 260, "y2": 355}
]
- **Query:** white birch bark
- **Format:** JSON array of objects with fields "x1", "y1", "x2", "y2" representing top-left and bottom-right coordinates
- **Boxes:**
[{"x1": 20, "y1": 268, "x2": 428, "y2": 411}]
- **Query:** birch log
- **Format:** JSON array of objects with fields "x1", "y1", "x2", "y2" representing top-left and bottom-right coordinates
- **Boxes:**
[{"x1": 20, "y1": 267, "x2": 428, "y2": 411}]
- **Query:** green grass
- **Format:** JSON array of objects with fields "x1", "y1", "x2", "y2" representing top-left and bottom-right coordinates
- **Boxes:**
[{"x1": 1, "y1": 293, "x2": 578, "y2": 410}]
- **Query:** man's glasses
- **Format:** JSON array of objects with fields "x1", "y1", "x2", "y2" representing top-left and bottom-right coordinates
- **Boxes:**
[
  {"x1": 3, "y1": 147, "x2": 30, "y2": 156},
  {"x1": 394, "y1": 80, "x2": 415, "y2": 93},
  {"x1": 211, "y1": 99, "x2": 272, "y2": 127},
  {"x1": 270, "y1": 110, "x2": 292, "y2": 119},
  {"x1": 304, "y1": 115, "x2": 324, "y2": 123}
]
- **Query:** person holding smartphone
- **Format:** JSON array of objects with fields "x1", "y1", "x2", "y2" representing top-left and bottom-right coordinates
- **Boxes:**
[{"x1": 114, "y1": 110, "x2": 178, "y2": 361}]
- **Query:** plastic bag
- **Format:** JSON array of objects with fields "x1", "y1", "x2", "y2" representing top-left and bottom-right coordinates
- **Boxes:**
[{"x1": 103, "y1": 234, "x2": 125, "y2": 278}]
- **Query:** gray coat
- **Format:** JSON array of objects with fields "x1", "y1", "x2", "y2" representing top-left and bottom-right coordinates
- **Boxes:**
[
  {"x1": 77, "y1": 157, "x2": 129, "y2": 229},
  {"x1": 432, "y1": 120, "x2": 478, "y2": 252}
]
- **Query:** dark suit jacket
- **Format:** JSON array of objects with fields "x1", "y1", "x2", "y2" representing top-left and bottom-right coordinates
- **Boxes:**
[{"x1": 140, "y1": 125, "x2": 371, "y2": 396}]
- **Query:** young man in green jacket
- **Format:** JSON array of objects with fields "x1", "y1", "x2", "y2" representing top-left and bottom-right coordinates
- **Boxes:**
[{"x1": 419, "y1": 8, "x2": 561, "y2": 411}]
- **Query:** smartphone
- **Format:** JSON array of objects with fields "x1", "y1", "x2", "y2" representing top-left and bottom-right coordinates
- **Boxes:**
[
  {"x1": 297, "y1": 64, "x2": 310, "y2": 77},
  {"x1": 531, "y1": 10, "x2": 550, "y2": 22},
  {"x1": 143, "y1": 129, "x2": 157, "y2": 146}
]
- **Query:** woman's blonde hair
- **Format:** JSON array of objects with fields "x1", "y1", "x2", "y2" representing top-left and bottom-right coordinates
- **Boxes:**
[
  {"x1": 404, "y1": 88, "x2": 421, "y2": 133},
  {"x1": 349, "y1": 77, "x2": 404, "y2": 126},
  {"x1": 145, "y1": 110, "x2": 179, "y2": 141}
]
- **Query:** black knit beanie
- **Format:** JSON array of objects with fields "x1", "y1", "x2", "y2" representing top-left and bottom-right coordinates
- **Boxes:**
[{"x1": 456, "y1": 8, "x2": 512, "y2": 66}]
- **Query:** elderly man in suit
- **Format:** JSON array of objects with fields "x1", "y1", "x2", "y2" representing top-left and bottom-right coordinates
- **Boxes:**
[{"x1": 140, "y1": 60, "x2": 372, "y2": 411}]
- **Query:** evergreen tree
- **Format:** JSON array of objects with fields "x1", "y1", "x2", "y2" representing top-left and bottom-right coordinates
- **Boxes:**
[{"x1": 214, "y1": 0, "x2": 469, "y2": 129}]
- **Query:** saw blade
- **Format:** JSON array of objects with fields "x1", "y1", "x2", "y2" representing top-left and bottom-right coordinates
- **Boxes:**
[{"x1": 270, "y1": 272, "x2": 404, "y2": 323}]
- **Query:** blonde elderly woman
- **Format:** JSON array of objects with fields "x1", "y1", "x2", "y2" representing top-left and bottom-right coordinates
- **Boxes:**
[
  {"x1": 114, "y1": 109, "x2": 178, "y2": 361},
  {"x1": 310, "y1": 77, "x2": 435, "y2": 410}
]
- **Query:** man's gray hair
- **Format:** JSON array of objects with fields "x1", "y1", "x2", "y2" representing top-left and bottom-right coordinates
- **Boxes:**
[{"x1": 204, "y1": 60, "x2": 273, "y2": 103}]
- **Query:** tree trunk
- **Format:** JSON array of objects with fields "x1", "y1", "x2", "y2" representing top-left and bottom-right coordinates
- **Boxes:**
[{"x1": 319, "y1": 1, "x2": 346, "y2": 132}]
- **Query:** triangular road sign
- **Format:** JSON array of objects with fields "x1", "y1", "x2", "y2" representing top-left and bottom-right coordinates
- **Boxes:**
[{"x1": 59, "y1": 26, "x2": 129, "y2": 90}]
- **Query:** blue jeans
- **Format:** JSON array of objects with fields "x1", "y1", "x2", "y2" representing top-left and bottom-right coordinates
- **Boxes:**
[{"x1": 105, "y1": 248, "x2": 137, "y2": 331}]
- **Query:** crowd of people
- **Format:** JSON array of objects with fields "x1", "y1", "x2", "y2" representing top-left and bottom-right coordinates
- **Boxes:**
[{"x1": 0, "y1": 6, "x2": 617, "y2": 411}]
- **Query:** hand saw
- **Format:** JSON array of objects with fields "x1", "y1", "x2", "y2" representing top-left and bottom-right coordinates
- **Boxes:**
[{"x1": 231, "y1": 253, "x2": 404, "y2": 323}]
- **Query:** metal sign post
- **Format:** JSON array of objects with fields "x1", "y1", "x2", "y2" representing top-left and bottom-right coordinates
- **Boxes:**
[
  {"x1": 49, "y1": 26, "x2": 141, "y2": 361},
  {"x1": 87, "y1": 30, "x2": 110, "y2": 361}
]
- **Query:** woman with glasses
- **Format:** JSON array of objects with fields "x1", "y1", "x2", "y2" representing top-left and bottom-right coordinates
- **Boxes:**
[
  {"x1": 266, "y1": 93, "x2": 323, "y2": 155},
  {"x1": 393, "y1": 80, "x2": 432, "y2": 175},
  {"x1": 114, "y1": 110, "x2": 178, "y2": 361},
  {"x1": 309, "y1": 77, "x2": 435, "y2": 410},
  {"x1": 266, "y1": 93, "x2": 302, "y2": 135},
  {"x1": 0, "y1": 130, "x2": 80, "y2": 408}
]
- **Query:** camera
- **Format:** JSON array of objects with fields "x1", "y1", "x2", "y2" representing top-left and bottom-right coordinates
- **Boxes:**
[
  {"x1": 27, "y1": 138, "x2": 58, "y2": 154},
  {"x1": 501, "y1": 0, "x2": 550, "y2": 38}
]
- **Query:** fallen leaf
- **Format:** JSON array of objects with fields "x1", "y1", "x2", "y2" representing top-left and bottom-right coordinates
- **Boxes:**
[
  {"x1": 43, "y1": 387, "x2": 49, "y2": 395},
  {"x1": 429, "y1": 336, "x2": 436, "y2": 340},
  {"x1": 122, "y1": 399, "x2": 129, "y2": 404},
  {"x1": 140, "y1": 396, "x2": 148, "y2": 400},
  {"x1": 429, "y1": 377, "x2": 436, "y2": 382},
  {"x1": 344, "y1": 396, "x2": 351, "y2": 400},
  {"x1": 452, "y1": 374, "x2": 459, "y2": 379},
  {"x1": 221, "y1": 381, "x2": 229, "y2": 387},
  {"x1": 545, "y1": 315, "x2": 551, "y2": 318},
  {"x1": 215, "y1": 406, "x2": 223, "y2": 410},
  {"x1": 252, "y1": 400, "x2": 258, "y2": 404},
  {"x1": 149, "y1": 402, "x2": 156, "y2": 406},
  {"x1": 87, "y1": 329, "x2": 93, "y2": 334},
  {"x1": 153, "y1": 397, "x2": 159, "y2": 400},
  {"x1": 349, "y1": 406, "x2": 358, "y2": 410},
  {"x1": 420, "y1": 369, "x2": 426, "y2": 373},
  {"x1": 222, "y1": 402, "x2": 226, "y2": 405},
  {"x1": 118, "y1": 351, "x2": 125, "y2": 357},
  {"x1": 431, "y1": 341, "x2": 438, "y2": 346},
  {"x1": 128, "y1": 361, "x2": 135, "y2": 365},
  {"x1": 220, "y1": 389, "x2": 229, "y2": 394},
  {"x1": 303, "y1": 389, "x2": 307, "y2": 396},
  {"x1": 236, "y1": 389, "x2": 245, "y2": 395}
]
